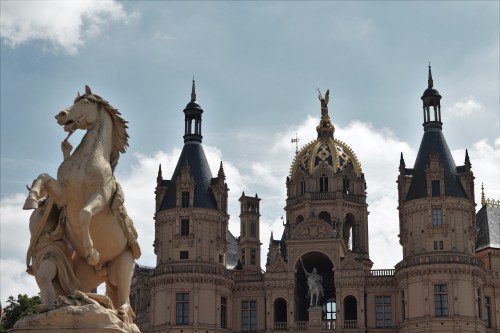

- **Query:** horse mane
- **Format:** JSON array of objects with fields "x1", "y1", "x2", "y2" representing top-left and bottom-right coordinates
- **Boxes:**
[{"x1": 75, "y1": 91, "x2": 129, "y2": 172}]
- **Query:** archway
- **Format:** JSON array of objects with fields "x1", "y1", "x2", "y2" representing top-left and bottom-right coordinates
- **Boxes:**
[
  {"x1": 294, "y1": 252, "x2": 334, "y2": 321},
  {"x1": 274, "y1": 298, "x2": 287, "y2": 330},
  {"x1": 344, "y1": 295, "x2": 358, "y2": 327}
]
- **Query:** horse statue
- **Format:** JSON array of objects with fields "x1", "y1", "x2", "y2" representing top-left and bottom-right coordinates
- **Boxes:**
[
  {"x1": 300, "y1": 257, "x2": 324, "y2": 307},
  {"x1": 23, "y1": 85, "x2": 140, "y2": 320}
]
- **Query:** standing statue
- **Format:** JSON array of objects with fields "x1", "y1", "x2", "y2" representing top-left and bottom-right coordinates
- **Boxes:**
[
  {"x1": 23, "y1": 85, "x2": 140, "y2": 323},
  {"x1": 317, "y1": 88, "x2": 330, "y2": 116},
  {"x1": 300, "y1": 257, "x2": 324, "y2": 307}
]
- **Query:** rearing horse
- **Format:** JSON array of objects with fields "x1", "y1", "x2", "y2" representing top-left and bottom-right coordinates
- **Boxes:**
[{"x1": 23, "y1": 86, "x2": 139, "y2": 319}]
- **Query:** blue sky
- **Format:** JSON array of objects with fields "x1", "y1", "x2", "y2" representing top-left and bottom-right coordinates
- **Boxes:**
[{"x1": 1, "y1": 1, "x2": 499, "y2": 305}]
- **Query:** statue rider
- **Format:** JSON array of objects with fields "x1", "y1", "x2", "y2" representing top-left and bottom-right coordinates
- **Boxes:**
[{"x1": 300, "y1": 258, "x2": 324, "y2": 307}]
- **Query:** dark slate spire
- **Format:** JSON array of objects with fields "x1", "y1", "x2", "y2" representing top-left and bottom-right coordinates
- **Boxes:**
[
  {"x1": 405, "y1": 66, "x2": 467, "y2": 201},
  {"x1": 159, "y1": 81, "x2": 217, "y2": 210},
  {"x1": 183, "y1": 78, "x2": 204, "y2": 143}
]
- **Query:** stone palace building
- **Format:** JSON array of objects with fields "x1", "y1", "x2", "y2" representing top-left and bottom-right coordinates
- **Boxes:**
[{"x1": 130, "y1": 67, "x2": 500, "y2": 333}]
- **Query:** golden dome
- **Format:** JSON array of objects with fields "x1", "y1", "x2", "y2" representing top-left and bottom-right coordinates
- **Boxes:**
[
  {"x1": 290, "y1": 137, "x2": 362, "y2": 178},
  {"x1": 289, "y1": 89, "x2": 362, "y2": 178}
]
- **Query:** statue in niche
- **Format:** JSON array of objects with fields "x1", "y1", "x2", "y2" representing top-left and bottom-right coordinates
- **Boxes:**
[{"x1": 300, "y1": 257, "x2": 324, "y2": 307}]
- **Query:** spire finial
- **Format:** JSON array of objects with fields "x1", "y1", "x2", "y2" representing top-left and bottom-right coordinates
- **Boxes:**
[
  {"x1": 481, "y1": 182, "x2": 486, "y2": 207},
  {"x1": 428, "y1": 62, "x2": 433, "y2": 88},
  {"x1": 191, "y1": 76, "x2": 196, "y2": 102},
  {"x1": 315, "y1": 88, "x2": 335, "y2": 139}
]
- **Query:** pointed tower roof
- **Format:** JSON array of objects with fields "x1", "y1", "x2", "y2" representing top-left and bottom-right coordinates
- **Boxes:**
[
  {"x1": 160, "y1": 80, "x2": 217, "y2": 210},
  {"x1": 406, "y1": 65, "x2": 467, "y2": 200}
]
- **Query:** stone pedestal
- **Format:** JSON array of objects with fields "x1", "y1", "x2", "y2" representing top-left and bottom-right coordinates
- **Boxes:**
[
  {"x1": 308, "y1": 306, "x2": 323, "y2": 329},
  {"x1": 10, "y1": 304, "x2": 141, "y2": 333}
]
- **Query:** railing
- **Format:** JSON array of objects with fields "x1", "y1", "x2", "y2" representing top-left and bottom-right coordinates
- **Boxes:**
[
  {"x1": 295, "y1": 321, "x2": 308, "y2": 331},
  {"x1": 395, "y1": 254, "x2": 484, "y2": 270},
  {"x1": 366, "y1": 269, "x2": 395, "y2": 277},
  {"x1": 343, "y1": 320, "x2": 358, "y2": 329},
  {"x1": 324, "y1": 320, "x2": 336, "y2": 330},
  {"x1": 288, "y1": 192, "x2": 366, "y2": 205},
  {"x1": 273, "y1": 322, "x2": 288, "y2": 331}
]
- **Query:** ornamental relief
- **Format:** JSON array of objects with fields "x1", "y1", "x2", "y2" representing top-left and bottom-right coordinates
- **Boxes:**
[
  {"x1": 292, "y1": 220, "x2": 334, "y2": 239},
  {"x1": 426, "y1": 224, "x2": 448, "y2": 237}
]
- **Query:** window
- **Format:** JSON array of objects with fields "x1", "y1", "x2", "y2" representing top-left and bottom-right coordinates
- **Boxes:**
[
  {"x1": 433, "y1": 241, "x2": 444, "y2": 250},
  {"x1": 176, "y1": 293, "x2": 189, "y2": 325},
  {"x1": 343, "y1": 176, "x2": 350, "y2": 194},
  {"x1": 219, "y1": 254, "x2": 224, "y2": 264},
  {"x1": 432, "y1": 208, "x2": 442, "y2": 226},
  {"x1": 320, "y1": 174, "x2": 329, "y2": 192},
  {"x1": 221, "y1": 297, "x2": 227, "y2": 328},
  {"x1": 434, "y1": 284, "x2": 448, "y2": 317},
  {"x1": 300, "y1": 178, "x2": 306, "y2": 195},
  {"x1": 241, "y1": 249, "x2": 245, "y2": 264},
  {"x1": 477, "y1": 289, "x2": 482, "y2": 319},
  {"x1": 181, "y1": 219, "x2": 189, "y2": 235},
  {"x1": 181, "y1": 191, "x2": 190, "y2": 208},
  {"x1": 180, "y1": 251, "x2": 189, "y2": 259},
  {"x1": 431, "y1": 180, "x2": 440, "y2": 197},
  {"x1": 485, "y1": 297, "x2": 491, "y2": 328},
  {"x1": 242, "y1": 300, "x2": 257, "y2": 332},
  {"x1": 401, "y1": 291, "x2": 406, "y2": 320},
  {"x1": 375, "y1": 296, "x2": 392, "y2": 328},
  {"x1": 324, "y1": 299, "x2": 337, "y2": 320}
]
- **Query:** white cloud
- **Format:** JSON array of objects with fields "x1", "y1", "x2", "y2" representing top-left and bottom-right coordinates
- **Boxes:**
[
  {"x1": 445, "y1": 97, "x2": 482, "y2": 117},
  {"x1": 0, "y1": 0, "x2": 131, "y2": 54}
]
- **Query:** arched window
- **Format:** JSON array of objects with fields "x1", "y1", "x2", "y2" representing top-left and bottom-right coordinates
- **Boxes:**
[
  {"x1": 319, "y1": 174, "x2": 329, "y2": 192},
  {"x1": 344, "y1": 296, "x2": 358, "y2": 325},
  {"x1": 318, "y1": 211, "x2": 331, "y2": 225},
  {"x1": 344, "y1": 214, "x2": 359, "y2": 250},
  {"x1": 274, "y1": 298, "x2": 287, "y2": 330},
  {"x1": 300, "y1": 178, "x2": 306, "y2": 195},
  {"x1": 343, "y1": 176, "x2": 350, "y2": 194},
  {"x1": 296, "y1": 215, "x2": 304, "y2": 224}
]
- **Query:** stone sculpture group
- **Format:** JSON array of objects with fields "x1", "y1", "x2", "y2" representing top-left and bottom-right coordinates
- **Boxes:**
[{"x1": 18, "y1": 86, "x2": 141, "y2": 333}]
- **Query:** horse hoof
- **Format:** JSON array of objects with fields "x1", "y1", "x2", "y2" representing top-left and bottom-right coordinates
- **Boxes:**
[
  {"x1": 23, "y1": 196, "x2": 38, "y2": 210},
  {"x1": 86, "y1": 248, "x2": 100, "y2": 266}
]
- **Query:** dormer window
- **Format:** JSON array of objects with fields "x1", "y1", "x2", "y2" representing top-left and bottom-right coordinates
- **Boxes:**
[
  {"x1": 181, "y1": 191, "x2": 190, "y2": 208},
  {"x1": 431, "y1": 180, "x2": 440, "y2": 197}
]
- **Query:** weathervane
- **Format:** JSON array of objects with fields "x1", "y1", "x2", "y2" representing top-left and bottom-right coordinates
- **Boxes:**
[{"x1": 291, "y1": 133, "x2": 300, "y2": 155}]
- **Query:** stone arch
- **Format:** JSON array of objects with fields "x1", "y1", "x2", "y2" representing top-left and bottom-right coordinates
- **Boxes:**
[
  {"x1": 344, "y1": 213, "x2": 359, "y2": 250},
  {"x1": 294, "y1": 251, "x2": 335, "y2": 321},
  {"x1": 273, "y1": 297, "x2": 288, "y2": 327},
  {"x1": 296, "y1": 215, "x2": 304, "y2": 224},
  {"x1": 318, "y1": 211, "x2": 332, "y2": 225},
  {"x1": 343, "y1": 295, "x2": 358, "y2": 323}
]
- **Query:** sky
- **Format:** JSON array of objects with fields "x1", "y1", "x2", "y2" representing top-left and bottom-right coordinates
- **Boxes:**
[{"x1": 0, "y1": 1, "x2": 499, "y2": 306}]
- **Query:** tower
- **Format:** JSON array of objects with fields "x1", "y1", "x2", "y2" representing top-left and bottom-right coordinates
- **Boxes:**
[
  {"x1": 395, "y1": 65, "x2": 483, "y2": 332},
  {"x1": 239, "y1": 192, "x2": 262, "y2": 271},
  {"x1": 265, "y1": 88, "x2": 372, "y2": 327},
  {"x1": 150, "y1": 80, "x2": 231, "y2": 331}
]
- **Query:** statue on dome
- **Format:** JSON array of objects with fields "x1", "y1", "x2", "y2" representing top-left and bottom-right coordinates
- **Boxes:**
[{"x1": 317, "y1": 88, "x2": 330, "y2": 116}]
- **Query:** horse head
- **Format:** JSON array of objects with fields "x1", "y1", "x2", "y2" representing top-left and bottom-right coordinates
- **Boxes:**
[{"x1": 56, "y1": 85, "x2": 129, "y2": 170}]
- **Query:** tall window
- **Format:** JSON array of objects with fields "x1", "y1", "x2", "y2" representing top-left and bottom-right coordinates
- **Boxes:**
[
  {"x1": 375, "y1": 296, "x2": 392, "y2": 328},
  {"x1": 477, "y1": 289, "x2": 482, "y2": 319},
  {"x1": 181, "y1": 219, "x2": 189, "y2": 236},
  {"x1": 431, "y1": 180, "x2": 440, "y2": 197},
  {"x1": 250, "y1": 222, "x2": 257, "y2": 237},
  {"x1": 242, "y1": 300, "x2": 257, "y2": 332},
  {"x1": 181, "y1": 191, "x2": 190, "y2": 208},
  {"x1": 432, "y1": 208, "x2": 442, "y2": 226},
  {"x1": 324, "y1": 299, "x2": 337, "y2": 320},
  {"x1": 343, "y1": 176, "x2": 350, "y2": 194},
  {"x1": 319, "y1": 174, "x2": 329, "y2": 192},
  {"x1": 434, "y1": 284, "x2": 448, "y2": 317},
  {"x1": 485, "y1": 297, "x2": 491, "y2": 328},
  {"x1": 221, "y1": 296, "x2": 227, "y2": 329},
  {"x1": 176, "y1": 293, "x2": 189, "y2": 325},
  {"x1": 180, "y1": 251, "x2": 189, "y2": 259},
  {"x1": 300, "y1": 178, "x2": 306, "y2": 195}
]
